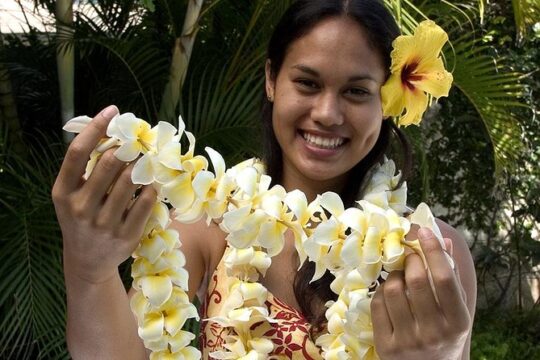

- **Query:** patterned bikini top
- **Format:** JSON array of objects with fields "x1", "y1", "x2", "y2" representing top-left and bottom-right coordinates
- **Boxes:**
[{"x1": 199, "y1": 247, "x2": 323, "y2": 359}]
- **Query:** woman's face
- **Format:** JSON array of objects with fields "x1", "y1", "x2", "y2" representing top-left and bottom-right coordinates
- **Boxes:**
[{"x1": 266, "y1": 16, "x2": 387, "y2": 192}]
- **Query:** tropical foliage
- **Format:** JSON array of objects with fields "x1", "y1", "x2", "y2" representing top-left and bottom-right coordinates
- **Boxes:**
[{"x1": 0, "y1": 0, "x2": 537, "y2": 358}]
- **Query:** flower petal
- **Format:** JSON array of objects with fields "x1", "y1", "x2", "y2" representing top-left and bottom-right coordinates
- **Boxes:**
[
  {"x1": 63, "y1": 115, "x2": 92, "y2": 133},
  {"x1": 114, "y1": 141, "x2": 142, "y2": 162},
  {"x1": 140, "y1": 276, "x2": 173, "y2": 307},
  {"x1": 320, "y1": 192, "x2": 344, "y2": 216},
  {"x1": 132, "y1": 153, "x2": 155, "y2": 185},
  {"x1": 381, "y1": 73, "x2": 406, "y2": 117},
  {"x1": 398, "y1": 86, "x2": 429, "y2": 127}
]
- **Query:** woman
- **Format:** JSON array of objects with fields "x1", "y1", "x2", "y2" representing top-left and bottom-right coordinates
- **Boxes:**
[{"x1": 52, "y1": 0, "x2": 476, "y2": 359}]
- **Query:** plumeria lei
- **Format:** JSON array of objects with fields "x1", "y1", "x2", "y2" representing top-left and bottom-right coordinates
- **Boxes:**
[{"x1": 64, "y1": 20, "x2": 452, "y2": 360}]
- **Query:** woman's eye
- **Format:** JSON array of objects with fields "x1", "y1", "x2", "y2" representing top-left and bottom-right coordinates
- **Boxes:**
[
  {"x1": 295, "y1": 79, "x2": 319, "y2": 90},
  {"x1": 346, "y1": 87, "x2": 369, "y2": 97}
]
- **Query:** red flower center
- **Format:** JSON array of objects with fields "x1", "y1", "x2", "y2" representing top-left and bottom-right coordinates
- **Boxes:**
[{"x1": 401, "y1": 61, "x2": 423, "y2": 90}]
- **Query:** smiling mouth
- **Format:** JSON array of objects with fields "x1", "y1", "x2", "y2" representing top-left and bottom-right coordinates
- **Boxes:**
[{"x1": 300, "y1": 131, "x2": 347, "y2": 149}]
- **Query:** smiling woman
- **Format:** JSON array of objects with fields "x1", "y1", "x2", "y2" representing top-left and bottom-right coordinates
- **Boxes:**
[
  {"x1": 52, "y1": 0, "x2": 476, "y2": 359},
  {"x1": 266, "y1": 16, "x2": 387, "y2": 200}
]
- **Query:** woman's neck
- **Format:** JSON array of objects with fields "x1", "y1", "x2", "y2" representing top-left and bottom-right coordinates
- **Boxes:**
[{"x1": 280, "y1": 161, "x2": 347, "y2": 203}]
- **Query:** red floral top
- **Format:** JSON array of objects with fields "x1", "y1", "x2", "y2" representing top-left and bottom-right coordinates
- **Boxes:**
[{"x1": 199, "y1": 248, "x2": 323, "y2": 359}]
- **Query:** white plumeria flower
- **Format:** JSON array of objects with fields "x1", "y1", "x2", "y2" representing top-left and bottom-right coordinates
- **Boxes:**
[
  {"x1": 106, "y1": 112, "x2": 158, "y2": 161},
  {"x1": 303, "y1": 192, "x2": 350, "y2": 281},
  {"x1": 164, "y1": 155, "x2": 208, "y2": 215},
  {"x1": 131, "y1": 288, "x2": 199, "y2": 344},
  {"x1": 363, "y1": 158, "x2": 408, "y2": 215},
  {"x1": 283, "y1": 190, "x2": 323, "y2": 266},
  {"x1": 131, "y1": 121, "x2": 182, "y2": 185},
  {"x1": 224, "y1": 247, "x2": 272, "y2": 281},
  {"x1": 256, "y1": 191, "x2": 292, "y2": 256},
  {"x1": 175, "y1": 147, "x2": 236, "y2": 224},
  {"x1": 132, "y1": 251, "x2": 189, "y2": 307}
]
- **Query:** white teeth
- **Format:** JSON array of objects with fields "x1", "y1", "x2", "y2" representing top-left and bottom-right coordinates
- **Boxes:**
[{"x1": 302, "y1": 132, "x2": 345, "y2": 149}]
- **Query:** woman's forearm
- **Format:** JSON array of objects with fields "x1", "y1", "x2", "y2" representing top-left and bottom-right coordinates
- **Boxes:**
[{"x1": 64, "y1": 263, "x2": 146, "y2": 360}]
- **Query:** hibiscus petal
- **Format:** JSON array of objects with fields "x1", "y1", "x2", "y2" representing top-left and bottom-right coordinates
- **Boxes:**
[
  {"x1": 398, "y1": 86, "x2": 429, "y2": 126},
  {"x1": 414, "y1": 20, "x2": 449, "y2": 61},
  {"x1": 381, "y1": 73, "x2": 406, "y2": 117},
  {"x1": 414, "y1": 57, "x2": 454, "y2": 98}
]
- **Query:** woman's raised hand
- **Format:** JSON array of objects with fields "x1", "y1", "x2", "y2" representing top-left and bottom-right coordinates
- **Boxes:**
[
  {"x1": 371, "y1": 228, "x2": 471, "y2": 360},
  {"x1": 52, "y1": 105, "x2": 157, "y2": 284}
]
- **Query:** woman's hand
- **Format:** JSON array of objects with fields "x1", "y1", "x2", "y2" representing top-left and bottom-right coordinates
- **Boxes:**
[
  {"x1": 52, "y1": 105, "x2": 157, "y2": 284},
  {"x1": 371, "y1": 228, "x2": 471, "y2": 360}
]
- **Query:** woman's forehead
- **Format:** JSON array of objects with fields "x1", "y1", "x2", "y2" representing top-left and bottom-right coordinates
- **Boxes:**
[{"x1": 282, "y1": 17, "x2": 386, "y2": 83}]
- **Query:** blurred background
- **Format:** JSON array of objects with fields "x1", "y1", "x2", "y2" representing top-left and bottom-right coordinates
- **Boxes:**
[{"x1": 0, "y1": 0, "x2": 538, "y2": 359}]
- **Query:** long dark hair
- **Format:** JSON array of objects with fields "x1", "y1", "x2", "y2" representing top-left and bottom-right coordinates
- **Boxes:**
[{"x1": 261, "y1": 0, "x2": 412, "y2": 329}]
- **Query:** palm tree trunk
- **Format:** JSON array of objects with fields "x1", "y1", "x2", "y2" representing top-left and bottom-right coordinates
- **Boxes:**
[
  {"x1": 0, "y1": 30, "x2": 26, "y2": 155},
  {"x1": 158, "y1": 0, "x2": 204, "y2": 123},
  {"x1": 56, "y1": 0, "x2": 74, "y2": 143}
]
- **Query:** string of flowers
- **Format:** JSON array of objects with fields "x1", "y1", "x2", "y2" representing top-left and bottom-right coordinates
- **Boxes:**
[{"x1": 64, "y1": 19, "x2": 453, "y2": 360}]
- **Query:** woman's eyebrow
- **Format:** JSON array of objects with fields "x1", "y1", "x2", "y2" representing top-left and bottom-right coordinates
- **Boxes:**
[
  {"x1": 291, "y1": 64, "x2": 376, "y2": 82},
  {"x1": 291, "y1": 64, "x2": 320, "y2": 77}
]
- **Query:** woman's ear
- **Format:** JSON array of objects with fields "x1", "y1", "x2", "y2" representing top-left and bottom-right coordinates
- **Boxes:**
[{"x1": 265, "y1": 60, "x2": 275, "y2": 102}]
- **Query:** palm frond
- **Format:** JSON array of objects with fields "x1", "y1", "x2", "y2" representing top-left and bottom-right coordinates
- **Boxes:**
[
  {"x1": 448, "y1": 32, "x2": 527, "y2": 175},
  {"x1": 0, "y1": 128, "x2": 68, "y2": 359},
  {"x1": 180, "y1": 61, "x2": 263, "y2": 164}
]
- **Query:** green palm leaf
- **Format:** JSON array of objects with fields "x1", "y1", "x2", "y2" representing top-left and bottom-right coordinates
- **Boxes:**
[
  {"x1": 448, "y1": 33, "x2": 527, "y2": 175},
  {"x1": 0, "y1": 128, "x2": 68, "y2": 359}
]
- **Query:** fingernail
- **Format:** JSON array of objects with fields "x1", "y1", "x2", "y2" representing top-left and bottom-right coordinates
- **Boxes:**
[{"x1": 101, "y1": 105, "x2": 118, "y2": 119}]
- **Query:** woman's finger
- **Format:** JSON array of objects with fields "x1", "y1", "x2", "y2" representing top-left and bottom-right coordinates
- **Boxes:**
[
  {"x1": 56, "y1": 105, "x2": 119, "y2": 193},
  {"x1": 404, "y1": 253, "x2": 442, "y2": 333},
  {"x1": 121, "y1": 185, "x2": 157, "y2": 241},
  {"x1": 418, "y1": 228, "x2": 469, "y2": 329},
  {"x1": 97, "y1": 163, "x2": 139, "y2": 228},
  {"x1": 381, "y1": 271, "x2": 416, "y2": 337},
  {"x1": 77, "y1": 149, "x2": 128, "y2": 213},
  {"x1": 371, "y1": 284, "x2": 393, "y2": 338}
]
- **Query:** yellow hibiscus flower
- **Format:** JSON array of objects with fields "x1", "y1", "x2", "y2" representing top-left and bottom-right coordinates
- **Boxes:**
[{"x1": 381, "y1": 20, "x2": 453, "y2": 127}]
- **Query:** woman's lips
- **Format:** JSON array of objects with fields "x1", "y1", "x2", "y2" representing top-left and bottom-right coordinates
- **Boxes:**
[{"x1": 298, "y1": 130, "x2": 348, "y2": 157}]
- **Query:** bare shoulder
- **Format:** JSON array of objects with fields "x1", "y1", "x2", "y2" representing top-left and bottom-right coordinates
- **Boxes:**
[
  {"x1": 166, "y1": 214, "x2": 228, "y2": 300},
  {"x1": 435, "y1": 219, "x2": 477, "y2": 314}
]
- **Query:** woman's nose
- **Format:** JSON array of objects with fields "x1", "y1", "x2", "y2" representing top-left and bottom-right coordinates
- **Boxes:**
[{"x1": 311, "y1": 92, "x2": 344, "y2": 127}]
